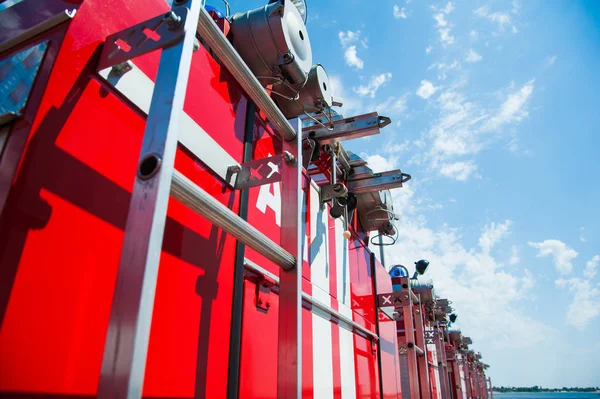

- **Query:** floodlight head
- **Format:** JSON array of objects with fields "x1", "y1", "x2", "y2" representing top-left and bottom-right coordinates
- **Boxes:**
[
  {"x1": 449, "y1": 313, "x2": 458, "y2": 323},
  {"x1": 231, "y1": 0, "x2": 312, "y2": 87},
  {"x1": 415, "y1": 259, "x2": 430, "y2": 275}
]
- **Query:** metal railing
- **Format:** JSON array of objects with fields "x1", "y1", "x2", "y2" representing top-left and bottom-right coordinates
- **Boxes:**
[{"x1": 244, "y1": 259, "x2": 379, "y2": 342}]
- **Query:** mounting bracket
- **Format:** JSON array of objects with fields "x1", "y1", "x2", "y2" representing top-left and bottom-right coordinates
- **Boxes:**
[
  {"x1": 228, "y1": 154, "x2": 283, "y2": 190},
  {"x1": 97, "y1": 7, "x2": 190, "y2": 71},
  {"x1": 303, "y1": 112, "x2": 390, "y2": 144},
  {"x1": 348, "y1": 170, "x2": 411, "y2": 194}
]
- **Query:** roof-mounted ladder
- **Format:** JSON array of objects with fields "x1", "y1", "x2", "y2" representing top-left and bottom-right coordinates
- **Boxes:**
[{"x1": 94, "y1": 2, "x2": 303, "y2": 397}]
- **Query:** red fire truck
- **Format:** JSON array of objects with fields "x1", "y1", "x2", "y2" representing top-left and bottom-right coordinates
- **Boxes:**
[{"x1": 0, "y1": 0, "x2": 492, "y2": 397}]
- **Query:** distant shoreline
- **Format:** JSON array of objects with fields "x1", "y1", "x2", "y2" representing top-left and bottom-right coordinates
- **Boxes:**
[{"x1": 493, "y1": 391, "x2": 600, "y2": 394}]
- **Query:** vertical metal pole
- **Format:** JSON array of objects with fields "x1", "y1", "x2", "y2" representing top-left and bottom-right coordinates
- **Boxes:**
[
  {"x1": 227, "y1": 102, "x2": 256, "y2": 399},
  {"x1": 96, "y1": 1, "x2": 201, "y2": 398},
  {"x1": 277, "y1": 118, "x2": 303, "y2": 398},
  {"x1": 413, "y1": 303, "x2": 431, "y2": 399},
  {"x1": 379, "y1": 234, "x2": 386, "y2": 268},
  {"x1": 400, "y1": 277, "x2": 420, "y2": 399},
  {"x1": 488, "y1": 377, "x2": 493, "y2": 399}
]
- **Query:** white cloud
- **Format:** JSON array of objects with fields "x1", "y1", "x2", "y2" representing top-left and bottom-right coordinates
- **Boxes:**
[
  {"x1": 475, "y1": 5, "x2": 517, "y2": 33},
  {"x1": 545, "y1": 55, "x2": 557, "y2": 68},
  {"x1": 344, "y1": 46, "x2": 364, "y2": 69},
  {"x1": 465, "y1": 49, "x2": 483, "y2": 63},
  {"x1": 329, "y1": 75, "x2": 408, "y2": 120},
  {"x1": 439, "y1": 29, "x2": 455, "y2": 46},
  {"x1": 554, "y1": 254, "x2": 600, "y2": 329},
  {"x1": 360, "y1": 139, "x2": 411, "y2": 176},
  {"x1": 338, "y1": 30, "x2": 361, "y2": 47},
  {"x1": 507, "y1": 138, "x2": 519, "y2": 152},
  {"x1": 364, "y1": 176, "x2": 555, "y2": 351},
  {"x1": 441, "y1": 2, "x2": 455, "y2": 14},
  {"x1": 584, "y1": 255, "x2": 599, "y2": 279},
  {"x1": 363, "y1": 154, "x2": 397, "y2": 173},
  {"x1": 374, "y1": 93, "x2": 409, "y2": 115},
  {"x1": 429, "y1": 61, "x2": 460, "y2": 80},
  {"x1": 393, "y1": 5, "x2": 407, "y2": 19},
  {"x1": 434, "y1": 12, "x2": 448, "y2": 27},
  {"x1": 555, "y1": 277, "x2": 600, "y2": 329},
  {"x1": 426, "y1": 45, "x2": 433, "y2": 54},
  {"x1": 481, "y1": 79, "x2": 535, "y2": 132},
  {"x1": 580, "y1": 226, "x2": 586, "y2": 242},
  {"x1": 416, "y1": 80, "x2": 437, "y2": 99},
  {"x1": 522, "y1": 268, "x2": 535, "y2": 292},
  {"x1": 512, "y1": 0, "x2": 521, "y2": 14},
  {"x1": 528, "y1": 239, "x2": 578, "y2": 275},
  {"x1": 427, "y1": 89, "x2": 487, "y2": 159},
  {"x1": 432, "y1": 2, "x2": 455, "y2": 46},
  {"x1": 479, "y1": 220, "x2": 512, "y2": 253},
  {"x1": 509, "y1": 245, "x2": 520, "y2": 265},
  {"x1": 328, "y1": 74, "x2": 362, "y2": 116},
  {"x1": 470, "y1": 30, "x2": 479, "y2": 40},
  {"x1": 418, "y1": 79, "x2": 535, "y2": 180},
  {"x1": 353, "y1": 72, "x2": 392, "y2": 97},
  {"x1": 439, "y1": 161, "x2": 477, "y2": 181},
  {"x1": 339, "y1": 30, "x2": 365, "y2": 70}
]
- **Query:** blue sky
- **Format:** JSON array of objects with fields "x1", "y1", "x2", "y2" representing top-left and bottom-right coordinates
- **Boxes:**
[{"x1": 215, "y1": 0, "x2": 600, "y2": 388}]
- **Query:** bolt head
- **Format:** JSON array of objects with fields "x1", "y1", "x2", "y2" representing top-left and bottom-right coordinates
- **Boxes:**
[
  {"x1": 282, "y1": 151, "x2": 295, "y2": 164},
  {"x1": 163, "y1": 11, "x2": 182, "y2": 28}
]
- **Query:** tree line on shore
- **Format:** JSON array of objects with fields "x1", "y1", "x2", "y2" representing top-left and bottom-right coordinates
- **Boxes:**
[{"x1": 493, "y1": 386, "x2": 599, "y2": 392}]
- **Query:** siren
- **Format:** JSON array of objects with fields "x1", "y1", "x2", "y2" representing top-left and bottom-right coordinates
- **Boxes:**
[
  {"x1": 230, "y1": 0, "x2": 312, "y2": 88},
  {"x1": 389, "y1": 265, "x2": 409, "y2": 278}
]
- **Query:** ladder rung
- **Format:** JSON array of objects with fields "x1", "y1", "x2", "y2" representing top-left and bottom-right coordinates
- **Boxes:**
[{"x1": 171, "y1": 170, "x2": 296, "y2": 270}]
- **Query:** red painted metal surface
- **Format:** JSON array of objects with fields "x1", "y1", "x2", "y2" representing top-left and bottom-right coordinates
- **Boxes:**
[
  {"x1": 0, "y1": 1, "x2": 245, "y2": 397},
  {"x1": 374, "y1": 260, "x2": 403, "y2": 399},
  {"x1": 0, "y1": 0, "x2": 458, "y2": 397}
]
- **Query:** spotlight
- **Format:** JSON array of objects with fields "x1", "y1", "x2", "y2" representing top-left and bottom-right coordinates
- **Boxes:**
[
  {"x1": 411, "y1": 259, "x2": 430, "y2": 279},
  {"x1": 231, "y1": 0, "x2": 312, "y2": 88},
  {"x1": 448, "y1": 313, "x2": 458, "y2": 327}
]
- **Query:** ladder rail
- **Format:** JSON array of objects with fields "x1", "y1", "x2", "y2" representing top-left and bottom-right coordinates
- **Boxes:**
[
  {"x1": 97, "y1": 1, "x2": 304, "y2": 398},
  {"x1": 96, "y1": 0, "x2": 205, "y2": 397},
  {"x1": 196, "y1": 7, "x2": 297, "y2": 142}
]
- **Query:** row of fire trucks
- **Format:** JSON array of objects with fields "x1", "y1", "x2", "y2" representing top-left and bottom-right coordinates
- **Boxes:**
[{"x1": 0, "y1": 0, "x2": 494, "y2": 397}]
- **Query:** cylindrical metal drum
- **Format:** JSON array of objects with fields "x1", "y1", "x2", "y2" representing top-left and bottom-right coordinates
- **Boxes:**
[{"x1": 230, "y1": 0, "x2": 312, "y2": 87}]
